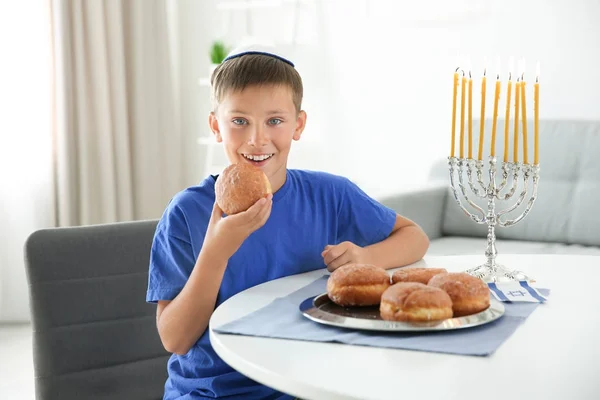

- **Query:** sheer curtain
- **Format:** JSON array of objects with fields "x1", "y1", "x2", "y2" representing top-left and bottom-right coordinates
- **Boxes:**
[
  {"x1": 52, "y1": 0, "x2": 184, "y2": 226},
  {"x1": 0, "y1": 0, "x2": 185, "y2": 322}
]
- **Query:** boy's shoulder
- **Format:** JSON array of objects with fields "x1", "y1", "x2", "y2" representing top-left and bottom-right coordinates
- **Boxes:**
[
  {"x1": 170, "y1": 175, "x2": 216, "y2": 206},
  {"x1": 287, "y1": 169, "x2": 375, "y2": 205},
  {"x1": 158, "y1": 175, "x2": 217, "y2": 227},
  {"x1": 288, "y1": 168, "x2": 354, "y2": 189}
]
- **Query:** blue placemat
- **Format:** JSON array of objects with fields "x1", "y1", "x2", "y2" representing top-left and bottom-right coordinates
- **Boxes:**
[{"x1": 214, "y1": 275, "x2": 549, "y2": 357}]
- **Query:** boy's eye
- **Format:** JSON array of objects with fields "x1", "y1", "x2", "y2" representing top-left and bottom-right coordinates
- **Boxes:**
[
  {"x1": 232, "y1": 118, "x2": 247, "y2": 125},
  {"x1": 268, "y1": 118, "x2": 282, "y2": 125}
]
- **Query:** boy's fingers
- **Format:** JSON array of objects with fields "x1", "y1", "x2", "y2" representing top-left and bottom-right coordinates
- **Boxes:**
[
  {"x1": 321, "y1": 245, "x2": 334, "y2": 257},
  {"x1": 247, "y1": 197, "x2": 268, "y2": 217},
  {"x1": 227, "y1": 197, "x2": 267, "y2": 224},
  {"x1": 323, "y1": 245, "x2": 346, "y2": 265},
  {"x1": 254, "y1": 194, "x2": 272, "y2": 217},
  {"x1": 211, "y1": 201, "x2": 224, "y2": 222},
  {"x1": 251, "y1": 196, "x2": 273, "y2": 229},
  {"x1": 246, "y1": 196, "x2": 271, "y2": 225},
  {"x1": 326, "y1": 252, "x2": 351, "y2": 272}
]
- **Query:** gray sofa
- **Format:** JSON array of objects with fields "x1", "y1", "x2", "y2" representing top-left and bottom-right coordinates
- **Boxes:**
[{"x1": 380, "y1": 119, "x2": 600, "y2": 257}]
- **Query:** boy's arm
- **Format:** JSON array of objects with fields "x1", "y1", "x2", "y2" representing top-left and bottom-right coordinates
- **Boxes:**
[
  {"x1": 155, "y1": 196, "x2": 272, "y2": 356},
  {"x1": 363, "y1": 214, "x2": 429, "y2": 269},
  {"x1": 323, "y1": 177, "x2": 430, "y2": 272},
  {"x1": 155, "y1": 246, "x2": 227, "y2": 355},
  {"x1": 323, "y1": 214, "x2": 429, "y2": 271}
]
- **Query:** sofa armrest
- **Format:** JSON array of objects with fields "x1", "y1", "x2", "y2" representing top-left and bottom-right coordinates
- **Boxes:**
[{"x1": 376, "y1": 184, "x2": 448, "y2": 240}]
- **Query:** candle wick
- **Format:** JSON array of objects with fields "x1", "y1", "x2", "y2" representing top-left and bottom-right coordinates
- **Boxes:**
[
  {"x1": 469, "y1": 70, "x2": 471, "y2": 79},
  {"x1": 496, "y1": 74, "x2": 500, "y2": 80},
  {"x1": 456, "y1": 67, "x2": 460, "y2": 73},
  {"x1": 536, "y1": 76, "x2": 539, "y2": 83},
  {"x1": 484, "y1": 68, "x2": 487, "y2": 77},
  {"x1": 509, "y1": 72, "x2": 512, "y2": 81}
]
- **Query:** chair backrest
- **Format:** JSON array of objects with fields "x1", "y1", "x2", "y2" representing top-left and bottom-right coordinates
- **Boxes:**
[
  {"x1": 24, "y1": 219, "x2": 169, "y2": 400},
  {"x1": 429, "y1": 119, "x2": 600, "y2": 246}
]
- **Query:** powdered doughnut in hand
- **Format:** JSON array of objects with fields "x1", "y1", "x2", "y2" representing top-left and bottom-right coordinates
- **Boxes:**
[{"x1": 215, "y1": 163, "x2": 272, "y2": 215}]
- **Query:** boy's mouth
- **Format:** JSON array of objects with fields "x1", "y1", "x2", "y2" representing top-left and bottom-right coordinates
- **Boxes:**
[{"x1": 242, "y1": 153, "x2": 274, "y2": 163}]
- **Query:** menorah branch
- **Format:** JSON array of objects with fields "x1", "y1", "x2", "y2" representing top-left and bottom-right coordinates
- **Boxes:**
[
  {"x1": 448, "y1": 155, "x2": 541, "y2": 283},
  {"x1": 495, "y1": 162, "x2": 511, "y2": 193},
  {"x1": 448, "y1": 157, "x2": 486, "y2": 223},
  {"x1": 498, "y1": 165, "x2": 540, "y2": 227},
  {"x1": 466, "y1": 160, "x2": 487, "y2": 198},
  {"x1": 495, "y1": 163, "x2": 521, "y2": 201}
]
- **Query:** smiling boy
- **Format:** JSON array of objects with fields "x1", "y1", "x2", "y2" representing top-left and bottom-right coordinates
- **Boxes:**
[{"x1": 146, "y1": 45, "x2": 429, "y2": 399}]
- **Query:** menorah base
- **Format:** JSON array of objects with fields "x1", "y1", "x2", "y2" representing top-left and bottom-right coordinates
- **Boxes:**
[{"x1": 465, "y1": 263, "x2": 535, "y2": 283}]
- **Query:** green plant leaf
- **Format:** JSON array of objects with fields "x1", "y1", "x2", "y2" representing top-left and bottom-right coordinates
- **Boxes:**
[{"x1": 209, "y1": 41, "x2": 230, "y2": 64}]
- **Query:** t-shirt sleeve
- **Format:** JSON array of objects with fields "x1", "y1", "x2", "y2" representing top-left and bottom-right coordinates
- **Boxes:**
[
  {"x1": 146, "y1": 202, "x2": 197, "y2": 303},
  {"x1": 336, "y1": 177, "x2": 397, "y2": 247}
]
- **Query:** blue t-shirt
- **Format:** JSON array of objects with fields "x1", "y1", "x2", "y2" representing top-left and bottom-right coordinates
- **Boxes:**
[{"x1": 147, "y1": 169, "x2": 397, "y2": 399}]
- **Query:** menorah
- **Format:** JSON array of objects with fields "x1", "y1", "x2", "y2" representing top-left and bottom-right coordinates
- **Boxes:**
[{"x1": 448, "y1": 59, "x2": 540, "y2": 283}]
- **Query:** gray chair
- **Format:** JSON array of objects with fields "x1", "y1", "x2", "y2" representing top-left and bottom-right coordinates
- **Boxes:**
[{"x1": 24, "y1": 219, "x2": 169, "y2": 400}]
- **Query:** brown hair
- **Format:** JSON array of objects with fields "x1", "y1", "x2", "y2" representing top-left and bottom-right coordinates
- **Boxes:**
[{"x1": 210, "y1": 53, "x2": 303, "y2": 113}]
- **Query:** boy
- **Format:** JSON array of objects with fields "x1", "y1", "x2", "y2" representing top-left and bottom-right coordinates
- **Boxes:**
[{"x1": 146, "y1": 45, "x2": 429, "y2": 399}]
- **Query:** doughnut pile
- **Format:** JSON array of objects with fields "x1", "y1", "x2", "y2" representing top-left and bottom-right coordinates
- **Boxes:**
[
  {"x1": 215, "y1": 163, "x2": 272, "y2": 215},
  {"x1": 325, "y1": 264, "x2": 491, "y2": 322}
]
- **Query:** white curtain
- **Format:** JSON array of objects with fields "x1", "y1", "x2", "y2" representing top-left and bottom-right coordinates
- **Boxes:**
[
  {"x1": 52, "y1": 0, "x2": 184, "y2": 226},
  {"x1": 0, "y1": 0, "x2": 185, "y2": 322}
]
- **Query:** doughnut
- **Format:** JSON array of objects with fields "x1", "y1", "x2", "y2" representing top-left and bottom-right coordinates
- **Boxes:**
[
  {"x1": 326, "y1": 263, "x2": 391, "y2": 307},
  {"x1": 380, "y1": 282, "x2": 453, "y2": 322},
  {"x1": 215, "y1": 163, "x2": 272, "y2": 215},
  {"x1": 428, "y1": 272, "x2": 490, "y2": 317},
  {"x1": 391, "y1": 267, "x2": 448, "y2": 285}
]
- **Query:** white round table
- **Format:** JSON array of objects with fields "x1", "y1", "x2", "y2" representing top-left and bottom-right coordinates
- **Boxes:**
[{"x1": 209, "y1": 254, "x2": 600, "y2": 400}]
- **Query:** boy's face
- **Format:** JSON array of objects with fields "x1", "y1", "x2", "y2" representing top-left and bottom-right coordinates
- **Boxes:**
[{"x1": 209, "y1": 84, "x2": 307, "y2": 192}]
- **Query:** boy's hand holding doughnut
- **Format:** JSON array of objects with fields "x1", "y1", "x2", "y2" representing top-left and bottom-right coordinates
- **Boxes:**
[{"x1": 204, "y1": 163, "x2": 273, "y2": 259}]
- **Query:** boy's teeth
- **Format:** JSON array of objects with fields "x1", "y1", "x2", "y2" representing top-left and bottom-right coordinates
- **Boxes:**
[{"x1": 244, "y1": 154, "x2": 272, "y2": 161}]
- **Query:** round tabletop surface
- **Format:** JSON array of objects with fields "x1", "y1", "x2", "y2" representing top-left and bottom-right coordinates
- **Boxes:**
[{"x1": 209, "y1": 254, "x2": 600, "y2": 400}]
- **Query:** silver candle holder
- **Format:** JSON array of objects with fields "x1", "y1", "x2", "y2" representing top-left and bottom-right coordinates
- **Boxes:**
[{"x1": 448, "y1": 155, "x2": 540, "y2": 283}]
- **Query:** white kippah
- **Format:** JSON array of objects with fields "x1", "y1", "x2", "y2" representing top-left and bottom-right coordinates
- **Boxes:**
[{"x1": 222, "y1": 43, "x2": 295, "y2": 67}]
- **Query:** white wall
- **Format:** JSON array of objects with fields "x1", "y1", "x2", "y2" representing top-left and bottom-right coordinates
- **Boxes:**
[
  {"x1": 0, "y1": 0, "x2": 54, "y2": 322},
  {"x1": 331, "y1": 0, "x2": 600, "y2": 195},
  {"x1": 177, "y1": 0, "x2": 600, "y2": 195}
]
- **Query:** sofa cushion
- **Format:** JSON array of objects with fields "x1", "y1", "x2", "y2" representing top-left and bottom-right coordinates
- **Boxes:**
[
  {"x1": 428, "y1": 236, "x2": 600, "y2": 256},
  {"x1": 430, "y1": 120, "x2": 600, "y2": 247}
]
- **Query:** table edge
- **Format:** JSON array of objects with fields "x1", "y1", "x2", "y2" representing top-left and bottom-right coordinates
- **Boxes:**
[{"x1": 209, "y1": 330, "x2": 361, "y2": 400}]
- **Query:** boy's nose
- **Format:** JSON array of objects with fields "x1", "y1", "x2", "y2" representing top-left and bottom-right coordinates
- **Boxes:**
[{"x1": 248, "y1": 126, "x2": 269, "y2": 147}]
